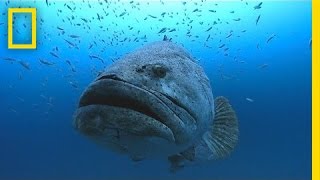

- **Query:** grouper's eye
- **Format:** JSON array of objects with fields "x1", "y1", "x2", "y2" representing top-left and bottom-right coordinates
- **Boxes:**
[{"x1": 152, "y1": 64, "x2": 167, "y2": 78}]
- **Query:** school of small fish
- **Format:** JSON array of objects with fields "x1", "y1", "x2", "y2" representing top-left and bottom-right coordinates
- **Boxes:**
[{"x1": 0, "y1": 0, "x2": 309, "y2": 116}]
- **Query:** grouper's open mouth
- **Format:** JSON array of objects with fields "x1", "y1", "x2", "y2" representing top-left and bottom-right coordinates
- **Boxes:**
[{"x1": 74, "y1": 74, "x2": 197, "y2": 144}]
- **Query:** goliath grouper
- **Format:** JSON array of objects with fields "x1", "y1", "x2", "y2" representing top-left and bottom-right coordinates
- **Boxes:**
[{"x1": 73, "y1": 37, "x2": 239, "y2": 172}]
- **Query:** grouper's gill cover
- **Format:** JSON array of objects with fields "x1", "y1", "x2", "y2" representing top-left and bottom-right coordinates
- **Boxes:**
[{"x1": 73, "y1": 40, "x2": 238, "y2": 170}]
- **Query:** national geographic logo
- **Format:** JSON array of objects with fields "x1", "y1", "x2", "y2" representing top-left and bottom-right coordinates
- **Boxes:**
[{"x1": 8, "y1": 8, "x2": 37, "y2": 49}]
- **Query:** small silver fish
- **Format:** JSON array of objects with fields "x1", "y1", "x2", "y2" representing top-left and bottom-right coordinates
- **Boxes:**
[
  {"x1": 309, "y1": 38, "x2": 312, "y2": 49},
  {"x1": 219, "y1": 44, "x2": 226, "y2": 48},
  {"x1": 69, "y1": 35, "x2": 80, "y2": 38},
  {"x1": 89, "y1": 55, "x2": 104, "y2": 63},
  {"x1": 206, "y1": 27, "x2": 212, "y2": 32},
  {"x1": 18, "y1": 61, "x2": 30, "y2": 70},
  {"x1": 254, "y1": 2, "x2": 263, "y2": 9},
  {"x1": 50, "y1": 52, "x2": 59, "y2": 58},
  {"x1": 158, "y1": 27, "x2": 167, "y2": 33},
  {"x1": 256, "y1": 15, "x2": 261, "y2": 25},
  {"x1": 226, "y1": 33, "x2": 232, "y2": 38},
  {"x1": 246, "y1": 98, "x2": 254, "y2": 102},
  {"x1": 267, "y1": 34, "x2": 276, "y2": 43},
  {"x1": 39, "y1": 59, "x2": 55, "y2": 66},
  {"x1": 259, "y1": 63, "x2": 269, "y2": 69},
  {"x1": 2, "y1": 57, "x2": 16, "y2": 62}
]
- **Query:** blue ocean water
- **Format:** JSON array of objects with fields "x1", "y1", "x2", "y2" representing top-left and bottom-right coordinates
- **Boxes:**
[{"x1": 0, "y1": 0, "x2": 311, "y2": 180}]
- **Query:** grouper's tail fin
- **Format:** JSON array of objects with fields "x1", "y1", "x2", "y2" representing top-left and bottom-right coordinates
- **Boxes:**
[{"x1": 202, "y1": 96, "x2": 239, "y2": 159}]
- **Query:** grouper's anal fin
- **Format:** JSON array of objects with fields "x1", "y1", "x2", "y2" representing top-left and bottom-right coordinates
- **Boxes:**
[
  {"x1": 167, "y1": 146, "x2": 195, "y2": 173},
  {"x1": 168, "y1": 154, "x2": 185, "y2": 173},
  {"x1": 202, "y1": 96, "x2": 239, "y2": 159}
]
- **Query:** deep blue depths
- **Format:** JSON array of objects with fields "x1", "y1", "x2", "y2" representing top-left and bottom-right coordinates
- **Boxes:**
[{"x1": 0, "y1": 1, "x2": 311, "y2": 180}]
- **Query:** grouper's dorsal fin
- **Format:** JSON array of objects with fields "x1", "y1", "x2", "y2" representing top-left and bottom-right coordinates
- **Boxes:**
[
  {"x1": 163, "y1": 35, "x2": 172, "y2": 42},
  {"x1": 202, "y1": 96, "x2": 239, "y2": 159}
]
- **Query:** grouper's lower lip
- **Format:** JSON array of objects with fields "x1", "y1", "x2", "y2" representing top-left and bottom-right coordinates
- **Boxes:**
[
  {"x1": 74, "y1": 104, "x2": 176, "y2": 143},
  {"x1": 74, "y1": 78, "x2": 192, "y2": 144}
]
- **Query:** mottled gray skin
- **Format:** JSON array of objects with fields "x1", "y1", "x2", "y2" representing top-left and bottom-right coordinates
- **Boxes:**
[{"x1": 74, "y1": 41, "x2": 215, "y2": 160}]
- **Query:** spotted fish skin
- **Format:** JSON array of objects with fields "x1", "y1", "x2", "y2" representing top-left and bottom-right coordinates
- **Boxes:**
[{"x1": 74, "y1": 40, "x2": 238, "y2": 171}]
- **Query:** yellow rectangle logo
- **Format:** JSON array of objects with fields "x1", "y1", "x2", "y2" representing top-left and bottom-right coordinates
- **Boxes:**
[{"x1": 8, "y1": 8, "x2": 37, "y2": 49}]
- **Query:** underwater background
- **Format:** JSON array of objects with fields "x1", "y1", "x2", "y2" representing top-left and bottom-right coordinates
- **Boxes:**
[{"x1": 0, "y1": 0, "x2": 311, "y2": 179}]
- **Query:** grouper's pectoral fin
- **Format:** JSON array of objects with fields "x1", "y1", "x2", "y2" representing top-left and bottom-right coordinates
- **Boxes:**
[
  {"x1": 202, "y1": 96, "x2": 239, "y2": 159},
  {"x1": 167, "y1": 96, "x2": 238, "y2": 172}
]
